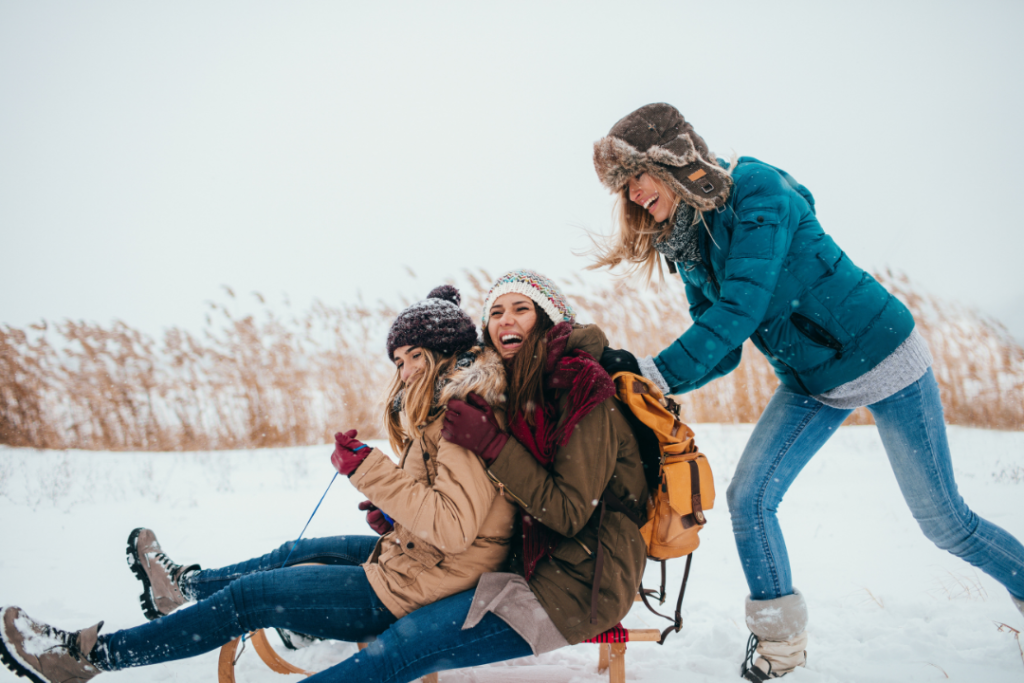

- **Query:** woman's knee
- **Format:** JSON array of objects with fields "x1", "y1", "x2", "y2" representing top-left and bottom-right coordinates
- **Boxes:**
[
  {"x1": 727, "y1": 468, "x2": 762, "y2": 517},
  {"x1": 225, "y1": 571, "x2": 279, "y2": 631},
  {"x1": 916, "y1": 506, "x2": 980, "y2": 553}
]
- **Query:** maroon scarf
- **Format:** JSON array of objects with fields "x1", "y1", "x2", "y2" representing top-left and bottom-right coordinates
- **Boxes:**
[{"x1": 508, "y1": 322, "x2": 616, "y2": 579}]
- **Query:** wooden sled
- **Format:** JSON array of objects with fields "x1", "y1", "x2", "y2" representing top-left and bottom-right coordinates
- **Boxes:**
[
  {"x1": 217, "y1": 627, "x2": 658, "y2": 683},
  {"x1": 214, "y1": 566, "x2": 662, "y2": 683},
  {"x1": 218, "y1": 632, "x2": 439, "y2": 683}
]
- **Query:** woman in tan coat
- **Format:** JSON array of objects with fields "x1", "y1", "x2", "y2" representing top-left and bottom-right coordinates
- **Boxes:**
[
  {"x1": 228, "y1": 270, "x2": 648, "y2": 683},
  {"x1": 0, "y1": 285, "x2": 517, "y2": 683}
]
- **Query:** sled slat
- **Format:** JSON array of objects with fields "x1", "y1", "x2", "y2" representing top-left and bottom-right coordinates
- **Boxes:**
[
  {"x1": 251, "y1": 629, "x2": 314, "y2": 676},
  {"x1": 217, "y1": 636, "x2": 241, "y2": 683}
]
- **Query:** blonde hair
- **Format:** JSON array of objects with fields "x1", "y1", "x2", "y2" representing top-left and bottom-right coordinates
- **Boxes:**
[
  {"x1": 383, "y1": 348, "x2": 456, "y2": 453},
  {"x1": 584, "y1": 177, "x2": 680, "y2": 286}
]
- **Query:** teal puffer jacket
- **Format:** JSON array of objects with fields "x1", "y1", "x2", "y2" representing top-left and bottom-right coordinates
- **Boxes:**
[{"x1": 654, "y1": 157, "x2": 915, "y2": 396}]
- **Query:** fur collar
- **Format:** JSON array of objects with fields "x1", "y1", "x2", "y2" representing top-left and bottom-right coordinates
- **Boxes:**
[
  {"x1": 395, "y1": 346, "x2": 506, "y2": 433},
  {"x1": 436, "y1": 345, "x2": 506, "y2": 407}
]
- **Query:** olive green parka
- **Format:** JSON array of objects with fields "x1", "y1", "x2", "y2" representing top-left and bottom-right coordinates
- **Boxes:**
[{"x1": 486, "y1": 324, "x2": 649, "y2": 644}]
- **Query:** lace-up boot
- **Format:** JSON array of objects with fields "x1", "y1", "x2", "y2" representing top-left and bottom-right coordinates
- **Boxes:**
[
  {"x1": 126, "y1": 528, "x2": 199, "y2": 621},
  {"x1": 741, "y1": 589, "x2": 808, "y2": 680},
  {"x1": 0, "y1": 606, "x2": 103, "y2": 682}
]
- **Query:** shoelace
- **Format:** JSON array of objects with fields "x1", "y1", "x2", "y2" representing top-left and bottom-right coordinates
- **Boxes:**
[
  {"x1": 741, "y1": 632, "x2": 774, "y2": 679},
  {"x1": 42, "y1": 623, "x2": 83, "y2": 661},
  {"x1": 152, "y1": 551, "x2": 183, "y2": 577},
  {"x1": 741, "y1": 633, "x2": 759, "y2": 676}
]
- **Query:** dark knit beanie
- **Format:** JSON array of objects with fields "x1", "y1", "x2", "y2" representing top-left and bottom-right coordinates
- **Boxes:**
[
  {"x1": 593, "y1": 102, "x2": 732, "y2": 211},
  {"x1": 387, "y1": 285, "x2": 478, "y2": 360}
]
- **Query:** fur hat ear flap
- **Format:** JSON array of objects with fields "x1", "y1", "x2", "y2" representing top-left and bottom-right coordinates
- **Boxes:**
[{"x1": 593, "y1": 135, "x2": 645, "y2": 192}]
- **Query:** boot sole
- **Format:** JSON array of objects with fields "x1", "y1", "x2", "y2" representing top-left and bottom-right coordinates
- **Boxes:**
[
  {"x1": 0, "y1": 608, "x2": 47, "y2": 683},
  {"x1": 125, "y1": 528, "x2": 163, "y2": 621}
]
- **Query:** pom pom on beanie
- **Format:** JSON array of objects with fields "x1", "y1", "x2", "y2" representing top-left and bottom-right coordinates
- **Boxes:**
[{"x1": 387, "y1": 285, "x2": 478, "y2": 360}]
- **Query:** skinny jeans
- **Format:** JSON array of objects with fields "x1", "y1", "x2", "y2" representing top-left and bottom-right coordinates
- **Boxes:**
[
  {"x1": 95, "y1": 534, "x2": 532, "y2": 682},
  {"x1": 727, "y1": 368, "x2": 1024, "y2": 602}
]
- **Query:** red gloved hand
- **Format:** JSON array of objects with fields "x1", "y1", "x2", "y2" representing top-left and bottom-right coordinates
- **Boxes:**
[
  {"x1": 331, "y1": 429, "x2": 370, "y2": 476},
  {"x1": 441, "y1": 392, "x2": 508, "y2": 466},
  {"x1": 358, "y1": 500, "x2": 393, "y2": 535}
]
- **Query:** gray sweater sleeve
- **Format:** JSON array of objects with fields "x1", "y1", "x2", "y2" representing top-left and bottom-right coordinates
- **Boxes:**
[{"x1": 812, "y1": 330, "x2": 933, "y2": 409}]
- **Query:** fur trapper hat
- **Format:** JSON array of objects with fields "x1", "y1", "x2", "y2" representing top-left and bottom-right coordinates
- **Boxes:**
[
  {"x1": 387, "y1": 284, "x2": 478, "y2": 360},
  {"x1": 593, "y1": 102, "x2": 732, "y2": 211}
]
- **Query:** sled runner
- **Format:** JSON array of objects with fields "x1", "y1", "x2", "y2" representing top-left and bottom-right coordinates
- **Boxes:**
[{"x1": 215, "y1": 609, "x2": 660, "y2": 683}]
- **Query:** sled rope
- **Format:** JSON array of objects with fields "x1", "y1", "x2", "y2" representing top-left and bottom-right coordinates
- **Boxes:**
[{"x1": 280, "y1": 444, "x2": 366, "y2": 569}]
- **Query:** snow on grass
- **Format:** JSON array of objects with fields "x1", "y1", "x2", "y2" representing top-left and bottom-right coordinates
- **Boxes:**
[{"x1": 1, "y1": 425, "x2": 1022, "y2": 682}]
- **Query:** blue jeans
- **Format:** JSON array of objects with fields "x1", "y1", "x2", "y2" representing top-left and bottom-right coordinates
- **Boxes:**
[
  {"x1": 96, "y1": 535, "x2": 534, "y2": 682},
  {"x1": 727, "y1": 368, "x2": 1024, "y2": 602},
  {"x1": 97, "y1": 535, "x2": 396, "y2": 669},
  {"x1": 305, "y1": 589, "x2": 533, "y2": 683}
]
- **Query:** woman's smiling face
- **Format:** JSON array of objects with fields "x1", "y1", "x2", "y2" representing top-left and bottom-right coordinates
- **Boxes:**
[
  {"x1": 627, "y1": 171, "x2": 678, "y2": 223},
  {"x1": 392, "y1": 345, "x2": 427, "y2": 383},
  {"x1": 487, "y1": 294, "x2": 539, "y2": 360}
]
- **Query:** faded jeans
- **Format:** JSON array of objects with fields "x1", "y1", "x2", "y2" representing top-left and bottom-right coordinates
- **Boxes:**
[
  {"x1": 727, "y1": 368, "x2": 1024, "y2": 602},
  {"x1": 95, "y1": 534, "x2": 532, "y2": 682}
]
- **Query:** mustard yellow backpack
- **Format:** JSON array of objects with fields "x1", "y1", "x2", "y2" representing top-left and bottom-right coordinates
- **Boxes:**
[{"x1": 610, "y1": 371, "x2": 715, "y2": 641}]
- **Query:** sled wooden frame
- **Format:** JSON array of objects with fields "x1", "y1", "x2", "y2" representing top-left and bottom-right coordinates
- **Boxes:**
[
  {"x1": 214, "y1": 566, "x2": 661, "y2": 683},
  {"x1": 217, "y1": 632, "x2": 439, "y2": 683},
  {"x1": 215, "y1": 600, "x2": 660, "y2": 683},
  {"x1": 216, "y1": 627, "x2": 661, "y2": 683}
]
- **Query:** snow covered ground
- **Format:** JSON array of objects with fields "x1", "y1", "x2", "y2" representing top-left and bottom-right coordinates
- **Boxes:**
[{"x1": 1, "y1": 424, "x2": 1022, "y2": 682}]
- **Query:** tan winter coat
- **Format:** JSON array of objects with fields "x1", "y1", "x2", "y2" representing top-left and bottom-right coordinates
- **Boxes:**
[{"x1": 350, "y1": 347, "x2": 517, "y2": 619}]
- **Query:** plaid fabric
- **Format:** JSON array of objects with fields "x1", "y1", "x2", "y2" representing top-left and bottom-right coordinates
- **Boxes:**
[{"x1": 584, "y1": 623, "x2": 630, "y2": 644}]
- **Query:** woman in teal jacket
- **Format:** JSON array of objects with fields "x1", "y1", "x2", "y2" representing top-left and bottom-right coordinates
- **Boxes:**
[{"x1": 591, "y1": 103, "x2": 1024, "y2": 681}]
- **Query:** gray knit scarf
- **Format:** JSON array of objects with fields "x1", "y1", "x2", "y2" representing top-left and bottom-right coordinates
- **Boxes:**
[{"x1": 653, "y1": 202, "x2": 700, "y2": 271}]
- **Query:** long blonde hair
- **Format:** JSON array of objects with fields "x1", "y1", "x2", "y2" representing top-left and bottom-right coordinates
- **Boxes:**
[
  {"x1": 584, "y1": 177, "x2": 679, "y2": 286},
  {"x1": 383, "y1": 348, "x2": 457, "y2": 453}
]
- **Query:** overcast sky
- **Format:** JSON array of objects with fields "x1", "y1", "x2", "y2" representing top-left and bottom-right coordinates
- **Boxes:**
[{"x1": 2, "y1": 1, "x2": 1022, "y2": 343}]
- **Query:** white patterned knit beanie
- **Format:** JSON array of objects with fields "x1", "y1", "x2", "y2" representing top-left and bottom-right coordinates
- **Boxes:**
[{"x1": 482, "y1": 269, "x2": 576, "y2": 327}]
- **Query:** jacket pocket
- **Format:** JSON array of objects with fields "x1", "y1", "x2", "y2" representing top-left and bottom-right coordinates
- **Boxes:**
[
  {"x1": 550, "y1": 536, "x2": 593, "y2": 566},
  {"x1": 380, "y1": 526, "x2": 445, "y2": 588},
  {"x1": 790, "y1": 312, "x2": 844, "y2": 359},
  {"x1": 394, "y1": 525, "x2": 445, "y2": 566}
]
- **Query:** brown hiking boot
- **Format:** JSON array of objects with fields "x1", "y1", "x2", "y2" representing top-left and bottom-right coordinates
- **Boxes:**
[
  {"x1": 0, "y1": 606, "x2": 103, "y2": 683},
  {"x1": 126, "y1": 528, "x2": 199, "y2": 621}
]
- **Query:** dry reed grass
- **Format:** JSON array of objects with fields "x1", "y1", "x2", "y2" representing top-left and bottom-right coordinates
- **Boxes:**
[{"x1": 1, "y1": 271, "x2": 1021, "y2": 451}]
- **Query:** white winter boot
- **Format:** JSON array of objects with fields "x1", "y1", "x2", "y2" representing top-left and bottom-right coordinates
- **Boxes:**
[{"x1": 741, "y1": 589, "x2": 808, "y2": 681}]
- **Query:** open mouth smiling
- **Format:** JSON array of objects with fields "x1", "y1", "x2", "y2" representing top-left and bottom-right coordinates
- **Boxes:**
[{"x1": 643, "y1": 193, "x2": 659, "y2": 211}]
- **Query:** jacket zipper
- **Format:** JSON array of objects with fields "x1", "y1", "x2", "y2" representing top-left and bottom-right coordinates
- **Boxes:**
[
  {"x1": 704, "y1": 243, "x2": 812, "y2": 395},
  {"x1": 486, "y1": 470, "x2": 529, "y2": 509}
]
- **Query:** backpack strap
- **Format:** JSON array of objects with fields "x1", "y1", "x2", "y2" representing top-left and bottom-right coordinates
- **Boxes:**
[
  {"x1": 688, "y1": 459, "x2": 707, "y2": 525},
  {"x1": 638, "y1": 553, "x2": 694, "y2": 644}
]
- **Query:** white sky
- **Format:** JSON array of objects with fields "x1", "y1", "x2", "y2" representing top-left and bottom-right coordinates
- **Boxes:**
[{"x1": 2, "y1": 1, "x2": 1023, "y2": 342}]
